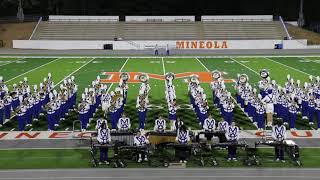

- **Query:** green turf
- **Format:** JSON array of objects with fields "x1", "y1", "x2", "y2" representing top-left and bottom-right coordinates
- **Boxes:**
[
  {"x1": 270, "y1": 57, "x2": 320, "y2": 77},
  {"x1": 0, "y1": 148, "x2": 318, "y2": 169},
  {"x1": 1, "y1": 58, "x2": 56, "y2": 84},
  {"x1": 0, "y1": 56, "x2": 319, "y2": 131}
]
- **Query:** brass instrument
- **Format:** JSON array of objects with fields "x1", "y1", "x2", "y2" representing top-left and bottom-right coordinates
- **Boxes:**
[
  {"x1": 138, "y1": 73, "x2": 149, "y2": 83},
  {"x1": 238, "y1": 74, "x2": 249, "y2": 85},
  {"x1": 165, "y1": 72, "x2": 175, "y2": 81},
  {"x1": 120, "y1": 72, "x2": 130, "y2": 82},
  {"x1": 189, "y1": 74, "x2": 199, "y2": 83},
  {"x1": 211, "y1": 70, "x2": 221, "y2": 80},
  {"x1": 108, "y1": 101, "x2": 117, "y2": 112},
  {"x1": 78, "y1": 102, "x2": 86, "y2": 112},
  {"x1": 260, "y1": 69, "x2": 269, "y2": 79}
]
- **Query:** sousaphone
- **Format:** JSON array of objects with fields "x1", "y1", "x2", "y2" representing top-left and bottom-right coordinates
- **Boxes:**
[
  {"x1": 211, "y1": 70, "x2": 221, "y2": 80},
  {"x1": 238, "y1": 74, "x2": 249, "y2": 85},
  {"x1": 260, "y1": 69, "x2": 269, "y2": 79},
  {"x1": 120, "y1": 72, "x2": 130, "y2": 82},
  {"x1": 165, "y1": 72, "x2": 175, "y2": 82},
  {"x1": 139, "y1": 73, "x2": 149, "y2": 83}
]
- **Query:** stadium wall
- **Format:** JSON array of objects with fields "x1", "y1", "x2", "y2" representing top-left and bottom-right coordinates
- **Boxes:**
[
  {"x1": 125, "y1": 16, "x2": 195, "y2": 22},
  {"x1": 201, "y1": 15, "x2": 273, "y2": 21},
  {"x1": 13, "y1": 40, "x2": 307, "y2": 50},
  {"x1": 49, "y1": 15, "x2": 119, "y2": 22}
]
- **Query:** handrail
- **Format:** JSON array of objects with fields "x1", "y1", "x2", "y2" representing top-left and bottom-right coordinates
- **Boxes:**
[
  {"x1": 279, "y1": 16, "x2": 292, "y2": 40},
  {"x1": 29, "y1": 16, "x2": 42, "y2": 40}
]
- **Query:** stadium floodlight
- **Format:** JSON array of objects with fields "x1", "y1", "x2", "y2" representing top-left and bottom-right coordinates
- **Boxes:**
[{"x1": 298, "y1": 0, "x2": 305, "y2": 27}]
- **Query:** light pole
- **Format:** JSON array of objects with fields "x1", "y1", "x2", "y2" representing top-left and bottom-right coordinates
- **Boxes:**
[
  {"x1": 17, "y1": 0, "x2": 24, "y2": 22},
  {"x1": 297, "y1": 0, "x2": 305, "y2": 27}
]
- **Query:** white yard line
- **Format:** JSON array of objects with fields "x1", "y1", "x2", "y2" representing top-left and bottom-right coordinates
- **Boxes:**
[
  {"x1": 230, "y1": 57, "x2": 260, "y2": 76},
  {"x1": 161, "y1": 57, "x2": 168, "y2": 87},
  {"x1": 161, "y1": 57, "x2": 166, "y2": 75},
  {"x1": 0, "y1": 58, "x2": 25, "y2": 67},
  {"x1": 6, "y1": 58, "x2": 61, "y2": 83},
  {"x1": 195, "y1": 57, "x2": 210, "y2": 72},
  {"x1": 53, "y1": 58, "x2": 96, "y2": 88},
  {"x1": 264, "y1": 57, "x2": 315, "y2": 77},
  {"x1": 106, "y1": 57, "x2": 130, "y2": 93},
  {"x1": 300, "y1": 57, "x2": 320, "y2": 61}
]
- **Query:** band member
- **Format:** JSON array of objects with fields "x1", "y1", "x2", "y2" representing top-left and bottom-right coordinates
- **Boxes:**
[
  {"x1": 137, "y1": 94, "x2": 148, "y2": 130},
  {"x1": 95, "y1": 118, "x2": 108, "y2": 131},
  {"x1": 46, "y1": 101, "x2": 56, "y2": 131},
  {"x1": 0, "y1": 99, "x2": 4, "y2": 126},
  {"x1": 168, "y1": 99, "x2": 177, "y2": 121},
  {"x1": 308, "y1": 94, "x2": 316, "y2": 125},
  {"x1": 78, "y1": 98, "x2": 89, "y2": 131},
  {"x1": 222, "y1": 100, "x2": 234, "y2": 124},
  {"x1": 301, "y1": 86, "x2": 309, "y2": 119},
  {"x1": 97, "y1": 122, "x2": 111, "y2": 165},
  {"x1": 11, "y1": 84, "x2": 19, "y2": 111},
  {"x1": 256, "y1": 98, "x2": 266, "y2": 130},
  {"x1": 288, "y1": 95, "x2": 299, "y2": 130},
  {"x1": 202, "y1": 114, "x2": 216, "y2": 146},
  {"x1": 134, "y1": 130, "x2": 149, "y2": 163},
  {"x1": 272, "y1": 120, "x2": 286, "y2": 162},
  {"x1": 202, "y1": 114, "x2": 216, "y2": 132},
  {"x1": 172, "y1": 118, "x2": 184, "y2": 131},
  {"x1": 15, "y1": 97, "x2": 27, "y2": 131},
  {"x1": 225, "y1": 121, "x2": 239, "y2": 161},
  {"x1": 175, "y1": 125, "x2": 191, "y2": 163},
  {"x1": 316, "y1": 98, "x2": 320, "y2": 130},
  {"x1": 262, "y1": 89, "x2": 275, "y2": 127},
  {"x1": 218, "y1": 119, "x2": 229, "y2": 132},
  {"x1": 117, "y1": 114, "x2": 131, "y2": 131},
  {"x1": 25, "y1": 96, "x2": 34, "y2": 127},
  {"x1": 154, "y1": 116, "x2": 166, "y2": 132},
  {"x1": 3, "y1": 92, "x2": 12, "y2": 123}
]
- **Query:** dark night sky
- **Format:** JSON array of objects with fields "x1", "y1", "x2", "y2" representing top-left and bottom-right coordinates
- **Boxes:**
[{"x1": 0, "y1": 0, "x2": 319, "y2": 23}]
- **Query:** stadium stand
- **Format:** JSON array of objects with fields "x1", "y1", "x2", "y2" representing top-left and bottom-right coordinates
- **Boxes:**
[{"x1": 30, "y1": 15, "x2": 286, "y2": 40}]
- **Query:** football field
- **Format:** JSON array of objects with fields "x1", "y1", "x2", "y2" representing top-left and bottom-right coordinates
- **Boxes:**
[{"x1": 0, "y1": 56, "x2": 320, "y2": 131}]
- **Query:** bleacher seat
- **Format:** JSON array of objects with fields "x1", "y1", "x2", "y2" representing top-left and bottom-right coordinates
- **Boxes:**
[{"x1": 31, "y1": 20, "x2": 286, "y2": 40}]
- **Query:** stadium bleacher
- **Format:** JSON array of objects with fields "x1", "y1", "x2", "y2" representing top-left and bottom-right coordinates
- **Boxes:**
[{"x1": 31, "y1": 16, "x2": 286, "y2": 40}]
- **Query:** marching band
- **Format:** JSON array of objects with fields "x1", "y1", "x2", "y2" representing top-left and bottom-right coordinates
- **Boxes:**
[
  {"x1": 235, "y1": 69, "x2": 320, "y2": 131},
  {"x1": 1, "y1": 69, "x2": 317, "y2": 166},
  {"x1": 0, "y1": 74, "x2": 77, "y2": 131}
]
